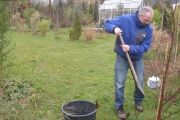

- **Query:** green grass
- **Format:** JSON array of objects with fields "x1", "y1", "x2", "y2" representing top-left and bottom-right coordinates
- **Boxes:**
[{"x1": 2, "y1": 29, "x2": 179, "y2": 120}]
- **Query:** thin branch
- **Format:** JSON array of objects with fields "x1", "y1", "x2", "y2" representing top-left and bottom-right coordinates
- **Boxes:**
[
  {"x1": 175, "y1": 23, "x2": 180, "y2": 29},
  {"x1": 162, "y1": 88, "x2": 180, "y2": 105},
  {"x1": 161, "y1": 99, "x2": 177, "y2": 117},
  {"x1": 162, "y1": 108, "x2": 180, "y2": 120}
]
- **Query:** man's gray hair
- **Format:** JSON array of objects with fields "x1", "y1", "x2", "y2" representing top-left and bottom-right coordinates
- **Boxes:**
[{"x1": 138, "y1": 6, "x2": 153, "y2": 16}]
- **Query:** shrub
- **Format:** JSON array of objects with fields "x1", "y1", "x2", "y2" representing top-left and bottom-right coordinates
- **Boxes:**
[
  {"x1": 152, "y1": 9, "x2": 162, "y2": 29},
  {"x1": 38, "y1": 19, "x2": 51, "y2": 36},
  {"x1": 23, "y1": 8, "x2": 36, "y2": 27},
  {"x1": 84, "y1": 28, "x2": 95, "y2": 41},
  {"x1": 153, "y1": 2, "x2": 172, "y2": 30},
  {"x1": 30, "y1": 11, "x2": 40, "y2": 35},
  {"x1": 11, "y1": 12, "x2": 20, "y2": 31},
  {"x1": 69, "y1": 12, "x2": 82, "y2": 40}
]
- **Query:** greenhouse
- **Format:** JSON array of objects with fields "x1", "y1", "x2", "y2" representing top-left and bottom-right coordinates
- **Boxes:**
[{"x1": 99, "y1": 0, "x2": 144, "y2": 20}]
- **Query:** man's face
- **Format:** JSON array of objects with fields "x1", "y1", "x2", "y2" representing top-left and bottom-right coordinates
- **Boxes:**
[{"x1": 138, "y1": 12, "x2": 153, "y2": 25}]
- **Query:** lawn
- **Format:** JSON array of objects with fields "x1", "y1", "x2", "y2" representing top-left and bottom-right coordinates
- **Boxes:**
[{"x1": 2, "y1": 28, "x2": 179, "y2": 120}]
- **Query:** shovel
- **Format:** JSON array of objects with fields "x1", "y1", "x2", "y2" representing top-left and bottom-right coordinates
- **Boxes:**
[{"x1": 119, "y1": 36, "x2": 145, "y2": 96}]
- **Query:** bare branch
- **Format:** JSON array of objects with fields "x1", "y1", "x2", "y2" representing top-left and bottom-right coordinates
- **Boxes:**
[
  {"x1": 162, "y1": 88, "x2": 180, "y2": 106},
  {"x1": 161, "y1": 94, "x2": 179, "y2": 117},
  {"x1": 175, "y1": 23, "x2": 180, "y2": 29},
  {"x1": 162, "y1": 108, "x2": 180, "y2": 120}
]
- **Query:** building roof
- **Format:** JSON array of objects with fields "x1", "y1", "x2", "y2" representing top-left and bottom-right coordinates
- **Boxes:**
[
  {"x1": 99, "y1": 0, "x2": 143, "y2": 10},
  {"x1": 73, "y1": 0, "x2": 94, "y2": 3}
]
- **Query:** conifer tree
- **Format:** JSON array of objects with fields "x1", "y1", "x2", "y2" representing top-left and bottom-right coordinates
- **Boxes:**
[
  {"x1": 0, "y1": 1, "x2": 13, "y2": 97},
  {"x1": 88, "y1": 3, "x2": 93, "y2": 18},
  {"x1": 69, "y1": 12, "x2": 82, "y2": 40}
]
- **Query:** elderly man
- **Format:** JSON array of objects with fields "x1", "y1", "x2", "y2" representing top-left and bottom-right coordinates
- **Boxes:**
[{"x1": 104, "y1": 6, "x2": 153, "y2": 119}]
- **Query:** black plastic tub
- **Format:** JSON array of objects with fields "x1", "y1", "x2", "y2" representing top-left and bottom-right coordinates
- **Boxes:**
[{"x1": 61, "y1": 100, "x2": 97, "y2": 120}]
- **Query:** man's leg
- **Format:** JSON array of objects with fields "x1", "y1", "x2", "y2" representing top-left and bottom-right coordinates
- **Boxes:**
[
  {"x1": 114, "y1": 55, "x2": 129, "y2": 119},
  {"x1": 132, "y1": 58, "x2": 144, "y2": 111},
  {"x1": 114, "y1": 55, "x2": 129, "y2": 108}
]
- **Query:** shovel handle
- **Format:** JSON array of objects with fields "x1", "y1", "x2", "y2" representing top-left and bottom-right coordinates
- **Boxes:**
[{"x1": 119, "y1": 36, "x2": 145, "y2": 96}]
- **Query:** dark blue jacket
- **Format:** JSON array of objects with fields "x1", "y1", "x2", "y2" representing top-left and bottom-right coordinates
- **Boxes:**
[{"x1": 104, "y1": 11, "x2": 153, "y2": 60}]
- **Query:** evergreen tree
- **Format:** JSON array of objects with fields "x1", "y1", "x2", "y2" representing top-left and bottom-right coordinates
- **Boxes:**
[
  {"x1": 0, "y1": 1, "x2": 14, "y2": 97},
  {"x1": 0, "y1": 2, "x2": 10, "y2": 80},
  {"x1": 88, "y1": 3, "x2": 93, "y2": 18},
  {"x1": 69, "y1": 12, "x2": 82, "y2": 40}
]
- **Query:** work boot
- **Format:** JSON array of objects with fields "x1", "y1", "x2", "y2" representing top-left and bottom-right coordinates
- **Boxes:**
[
  {"x1": 135, "y1": 104, "x2": 143, "y2": 112},
  {"x1": 116, "y1": 105, "x2": 127, "y2": 120}
]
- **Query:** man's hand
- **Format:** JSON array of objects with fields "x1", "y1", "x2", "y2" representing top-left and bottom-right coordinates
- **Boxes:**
[
  {"x1": 114, "y1": 27, "x2": 122, "y2": 36},
  {"x1": 121, "y1": 45, "x2": 130, "y2": 52}
]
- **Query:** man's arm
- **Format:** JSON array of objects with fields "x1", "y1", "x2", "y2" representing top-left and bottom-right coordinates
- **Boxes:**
[{"x1": 104, "y1": 16, "x2": 122, "y2": 34}]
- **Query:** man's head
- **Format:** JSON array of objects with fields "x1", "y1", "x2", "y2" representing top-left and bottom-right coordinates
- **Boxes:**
[{"x1": 138, "y1": 6, "x2": 153, "y2": 26}]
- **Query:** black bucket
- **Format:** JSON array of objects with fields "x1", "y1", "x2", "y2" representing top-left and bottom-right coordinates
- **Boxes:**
[{"x1": 61, "y1": 100, "x2": 97, "y2": 120}]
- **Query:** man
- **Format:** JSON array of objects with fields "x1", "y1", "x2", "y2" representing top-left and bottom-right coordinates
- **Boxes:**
[{"x1": 104, "y1": 6, "x2": 153, "y2": 119}]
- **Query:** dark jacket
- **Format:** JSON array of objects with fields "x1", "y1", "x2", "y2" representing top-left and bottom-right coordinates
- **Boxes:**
[{"x1": 104, "y1": 11, "x2": 153, "y2": 60}]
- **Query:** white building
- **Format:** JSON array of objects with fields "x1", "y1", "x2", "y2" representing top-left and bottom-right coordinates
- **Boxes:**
[{"x1": 99, "y1": 0, "x2": 144, "y2": 20}]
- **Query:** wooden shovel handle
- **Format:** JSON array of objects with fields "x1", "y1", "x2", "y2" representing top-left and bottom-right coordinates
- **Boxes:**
[{"x1": 119, "y1": 36, "x2": 145, "y2": 96}]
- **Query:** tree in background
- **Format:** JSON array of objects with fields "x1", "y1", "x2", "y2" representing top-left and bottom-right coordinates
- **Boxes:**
[
  {"x1": 69, "y1": 12, "x2": 82, "y2": 40},
  {"x1": 88, "y1": 2, "x2": 93, "y2": 19},
  {"x1": 100, "y1": 0, "x2": 105, "y2": 4},
  {"x1": 23, "y1": 8, "x2": 36, "y2": 27},
  {"x1": 48, "y1": 0, "x2": 52, "y2": 19},
  {"x1": 58, "y1": 0, "x2": 65, "y2": 23},
  {"x1": 153, "y1": 1, "x2": 173, "y2": 30},
  {"x1": 81, "y1": 1, "x2": 86, "y2": 14},
  {"x1": 67, "y1": 0, "x2": 73, "y2": 8},
  {"x1": 93, "y1": 0, "x2": 99, "y2": 23},
  {"x1": 30, "y1": 11, "x2": 40, "y2": 35},
  {"x1": 152, "y1": 9, "x2": 162, "y2": 29}
]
